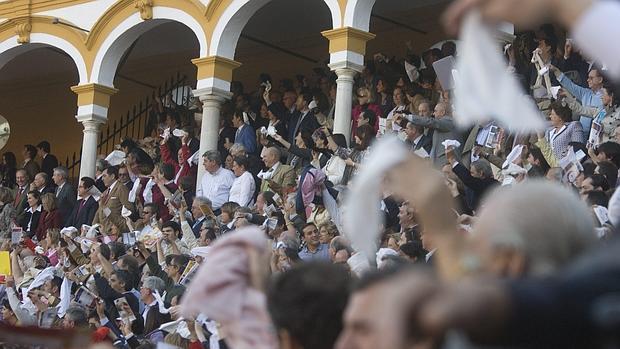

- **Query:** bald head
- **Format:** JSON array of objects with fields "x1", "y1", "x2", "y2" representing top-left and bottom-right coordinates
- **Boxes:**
[{"x1": 472, "y1": 181, "x2": 595, "y2": 277}]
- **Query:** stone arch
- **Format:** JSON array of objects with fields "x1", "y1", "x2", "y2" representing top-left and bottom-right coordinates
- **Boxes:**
[
  {"x1": 209, "y1": 0, "x2": 342, "y2": 60},
  {"x1": 89, "y1": 5, "x2": 207, "y2": 86},
  {"x1": 0, "y1": 33, "x2": 87, "y2": 84},
  {"x1": 343, "y1": 0, "x2": 376, "y2": 32}
]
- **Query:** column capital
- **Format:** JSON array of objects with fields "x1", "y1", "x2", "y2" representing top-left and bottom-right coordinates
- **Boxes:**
[
  {"x1": 192, "y1": 56, "x2": 242, "y2": 82},
  {"x1": 332, "y1": 67, "x2": 359, "y2": 79},
  {"x1": 193, "y1": 87, "x2": 233, "y2": 103},
  {"x1": 321, "y1": 27, "x2": 376, "y2": 56},
  {"x1": 71, "y1": 83, "x2": 118, "y2": 107},
  {"x1": 76, "y1": 114, "x2": 107, "y2": 125}
]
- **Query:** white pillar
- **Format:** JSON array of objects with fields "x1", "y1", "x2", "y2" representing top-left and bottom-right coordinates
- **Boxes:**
[
  {"x1": 77, "y1": 116, "x2": 105, "y2": 179},
  {"x1": 333, "y1": 67, "x2": 357, "y2": 145},
  {"x1": 194, "y1": 89, "x2": 231, "y2": 186}
]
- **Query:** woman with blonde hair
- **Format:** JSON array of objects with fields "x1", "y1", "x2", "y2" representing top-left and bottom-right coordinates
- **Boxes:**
[
  {"x1": 35, "y1": 193, "x2": 62, "y2": 241},
  {"x1": 43, "y1": 228, "x2": 60, "y2": 266}
]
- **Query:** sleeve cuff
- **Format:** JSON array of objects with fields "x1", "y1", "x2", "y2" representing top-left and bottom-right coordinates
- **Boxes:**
[{"x1": 452, "y1": 162, "x2": 459, "y2": 169}]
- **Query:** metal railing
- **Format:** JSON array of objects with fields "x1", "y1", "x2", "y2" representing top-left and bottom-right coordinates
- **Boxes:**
[{"x1": 65, "y1": 72, "x2": 193, "y2": 182}]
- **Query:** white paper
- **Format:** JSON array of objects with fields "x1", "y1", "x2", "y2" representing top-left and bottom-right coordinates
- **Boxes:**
[
  {"x1": 404, "y1": 60, "x2": 419, "y2": 82},
  {"x1": 121, "y1": 206, "x2": 132, "y2": 218},
  {"x1": 442, "y1": 139, "x2": 461, "y2": 149},
  {"x1": 414, "y1": 147, "x2": 430, "y2": 158},
  {"x1": 550, "y1": 86, "x2": 562, "y2": 99},
  {"x1": 454, "y1": 11, "x2": 545, "y2": 133}
]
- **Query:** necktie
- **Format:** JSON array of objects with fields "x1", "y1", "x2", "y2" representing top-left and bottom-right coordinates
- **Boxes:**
[
  {"x1": 14, "y1": 187, "x2": 23, "y2": 206},
  {"x1": 77, "y1": 199, "x2": 86, "y2": 216}
]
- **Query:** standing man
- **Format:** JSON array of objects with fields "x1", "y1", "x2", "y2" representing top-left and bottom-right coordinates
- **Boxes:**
[
  {"x1": 64, "y1": 177, "x2": 98, "y2": 229},
  {"x1": 22, "y1": 145, "x2": 40, "y2": 181},
  {"x1": 92, "y1": 166, "x2": 133, "y2": 234},
  {"x1": 36, "y1": 141, "x2": 59, "y2": 178},
  {"x1": 13, "y1": 169, "x2": 30, "y2": 222},
  {"x1": 231, "y1": 111, "x2": 257, "y2": 154},
  {"x1": 52, "y1": 166, "x2": 76, "y2": 224}
]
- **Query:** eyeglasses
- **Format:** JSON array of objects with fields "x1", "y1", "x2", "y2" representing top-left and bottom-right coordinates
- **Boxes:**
[
  {"x1": 143, "y1": 211, "x2": 152, "y2": 215},
  {"x1": 357, "y1": 94, "x2": 367, "y2": 98}
]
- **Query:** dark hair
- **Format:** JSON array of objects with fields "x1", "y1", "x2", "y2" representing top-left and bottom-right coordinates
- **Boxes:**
[
  {"x1": 24, "y1": 145, "x2": 37, "y2": 159},
  {"x1": 172, "y1": 254, "x2": 190, "y2": 273},
  {"x1": 587, "y1": 190, "x2": 609, "y2": 208},
  {"x1": 120, "y1": 139, "x2": 138, "y2": 151},
  {"x1": 400, "y1": 240, "x2": 427, "y2": 261},
  {"x1": 550, "y1": 101, "x2": 573, "y2": 123},
  {"x1": 103, "y1": 165, "x2": 119, "y2": 179},
  {"x1": 178, "y1": 176, "x2": 194, "y2": 192},
  {"x1": 355, "y1": 124, "x2": 376, "y2": 151},
  {"x1": 360, "y1": 109, "x2": 377, "y2": 127},
  {"x1": 267, "y1": 102, "x2": 286, "y2": 121},
  {"x1": 80, "y1": 177, "x2": 95, "y2": 189},
  {"x1": 597, "y1": 142, "x2": 620, "y2": 167},
  {"x1": 441, "y1": 41, "x2": 457, "y2": 57},
  {"x1": 597, "y1": 161, "x2": 618, "y2": 188},
  {"x1": 301, "y1": 92, "x2": 313, "y2": 106},
  {"x1": 109, "y1": 241, "x2": 127, "y2": 260},
  {"x1": 2, "y1": 152, "x2": 16, "y2": 169},
  {"x1": 50, "y1": 276, "x2": 63, "y2": 292},
  {"x1": 267, "y1": 262, "x2": 352, "y2": 349},
  {"x1": 312, "y1": 91, "x2": 330, "y2": 114},
  {"x1": 144, "y1": 203, "x2": 159, "y2": 218},
  {"x1": 98, "y1": 243, "x2": 111, "y2": 261},
  {"x1": 113, "y1": 270, "x2": 133, "y2": 292},
  {"x1": 528, "y1": 146, "x2": 550, "y2": 174},
  {"x1": 160, "y1": 163, "x2": 175, "y2": 181},
  {"x1": 233, "y1": 156, "x2": 249, "y2": 171},
  {"x1": 27, "y1": 190, "x2": 41, "y2": 203},
  {"x1": 162, "y1": 221, "x2": 182, "y2": 238},
  {"x1": 331, "y1": 133, "x2": 348, "y2": 148},
  {"x1": 36, "y1": 141, "x2": 51, "y2": 153},
  {"x1": 589, "y1": 174, "x2": 610, "y2": 191}
]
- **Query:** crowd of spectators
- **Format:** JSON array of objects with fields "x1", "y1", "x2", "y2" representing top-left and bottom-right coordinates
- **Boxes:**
[{"x1": 0, "y1": 0, "x2": 618, "y2": 347}]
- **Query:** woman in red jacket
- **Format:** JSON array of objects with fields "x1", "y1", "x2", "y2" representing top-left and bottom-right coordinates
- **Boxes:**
[
  {"x1": 351, "y1": 86, "x2": 382, "y2": 138},
  {"x1": 36, "y1": 193, "x2": 62, "y2": 241}
]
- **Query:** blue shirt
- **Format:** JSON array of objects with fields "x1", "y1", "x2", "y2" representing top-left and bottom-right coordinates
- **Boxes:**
[
  {"x1": 559, "y1": 73, "x2": 604, "y2": 136},
  {"x1": 298, "y1": 243, "x2": 330, "y2": 261}
]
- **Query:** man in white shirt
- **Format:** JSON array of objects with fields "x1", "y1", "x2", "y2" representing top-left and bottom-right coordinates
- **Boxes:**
[{"x1": 197, "y1": 150, "x2": 235, "y2": 214}]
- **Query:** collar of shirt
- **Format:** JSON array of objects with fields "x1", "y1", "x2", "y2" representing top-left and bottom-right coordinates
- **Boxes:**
[
  {"x1": 303, "y1": 243, "x2": 327, "y2": 254},
  {"x1": 27, "y1": 205, "x2": 42, "y2": 214},
  {"x1": 413, "y1": 134, "x2": 423, "y2": 145},
  {"x1": 57, "y1": 182, "x2": 65, "y2": 192},
  {"x1": 425, "y1": 248, "x2": 437, "y2": 262},
  {"x1": 270, "y1": 162, "x2": 281, "y2": 172},
  {"x1": 108, "y1": 180, "x2": 118, "y2": 192}
]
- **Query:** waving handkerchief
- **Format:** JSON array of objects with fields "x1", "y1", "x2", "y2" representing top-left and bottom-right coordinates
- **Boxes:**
[
  {"x1": 441, "y1": 139, "x2": 461, "y2": 150},
  {"x1": 454, "y1": 11, "x2": 544, "y2": 133},
  {"x1": 344, "y1": 136, "x2": 409, "y2": 265}
]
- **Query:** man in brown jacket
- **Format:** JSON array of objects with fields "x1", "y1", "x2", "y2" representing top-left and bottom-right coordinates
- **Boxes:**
[{"x1": 92, "y1": 165, "x2": 134, "y2": 234}]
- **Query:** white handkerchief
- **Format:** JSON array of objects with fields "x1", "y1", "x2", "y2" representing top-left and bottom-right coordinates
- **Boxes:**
[
  {"x1": 454, "y1": 11, "x2": 545, "y2": 133},
  {"x1": 105, "y1": 150, "x2": 126, "y2": 166},
  {"x1": 550, "y1": 86, "x2": 561, "y2": 99},
  {"x1": 188, "y1": 150, "x2": 200, "y2": 165},
  {"x1": 266, "y1": 125, "x2": 277, "y2": 137},
  {"x1": 502, "y1": 144, "x2": 525, "y2": 169},
  {"x1": 121, "y1": 206, "x2": 132, "y2": 218},
  {"x1": 441, "y1": 139, "x2": 461, "y2": 149},
  {"x1": 404, "y1": 60, "x2": 419, "y2": 82},
  {"x1": 172, "y1": 129, "x2": 186, "y2": 137}
]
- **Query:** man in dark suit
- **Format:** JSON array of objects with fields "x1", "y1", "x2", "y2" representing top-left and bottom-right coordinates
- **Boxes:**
[
  {"x1": 446, "y1": 147, "x2": 499, "y2": 210},
  {"x1": 13, "y1": 169, "x2": 30, "y2": 223},
  {"x1": 118, "y1": 165, "x2": 134, "y2": 191},
  {"x1": 218, "y1": 116, "x2": 237, "y2": 160},
  {"x1": 22, "y1": 144, "x2": 40, "y2": 181},
  {"x1": 287, "y1": 92, "x2": 320, "y2": 143},
  {"x1": 37, "y1": 141, "x2": 59, "y2": 178},
  {"x1": 404, "y1": 122, "x2": 432, "y2": 154},
  {"x1": 31, "y1": 172, "x2": 56, "y2": 195},
  {"x1": 64, "y1": 177, "x2": 98, "y2": 229},
  {"x1": 52, "y1": 166, "x2": 76, "y2": 224},
  {"x1": 231, "y1": 111, "x2": 257, "y2": 154}
]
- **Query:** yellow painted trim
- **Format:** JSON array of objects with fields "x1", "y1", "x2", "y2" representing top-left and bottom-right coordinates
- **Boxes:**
[
  {"x1": 337, "y1": 0, "x2": 347, "y2": 26},
  {"x1": 205, "y1": 0, "x2": 224, "y2": 20},
  {"x1": 0, "y1": 0, "x2": 95, "y2": 17},
  {"x1": 192, "y1": 55, "x2": 241, "y2": 81},
  {"x1": 0, "y1": 15, "x2": 87, "y2": 48},
  {"x1": 71, "y1": 83, "x2": 118, "y2": 107},
  {"x1": 322, "y1": 27, "x2": 375, "y2": 55},
  {"x1": 86, "y1": 0, "x2": 208, "y2": 73}
]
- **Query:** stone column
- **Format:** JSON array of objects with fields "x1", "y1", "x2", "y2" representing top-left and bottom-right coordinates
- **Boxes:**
[
  {"x1": 192, "y1": 56, "x2": 241, "y2": 189},
  {"x1": 332, "y1": 68, "x2": 357, "y2": 144},
  {"x1": 71, "y1": 83, "x2": 118, "y2": 179},
  {"x1": 322, "y1": 27, "x2": 375, "y2": 146}
]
